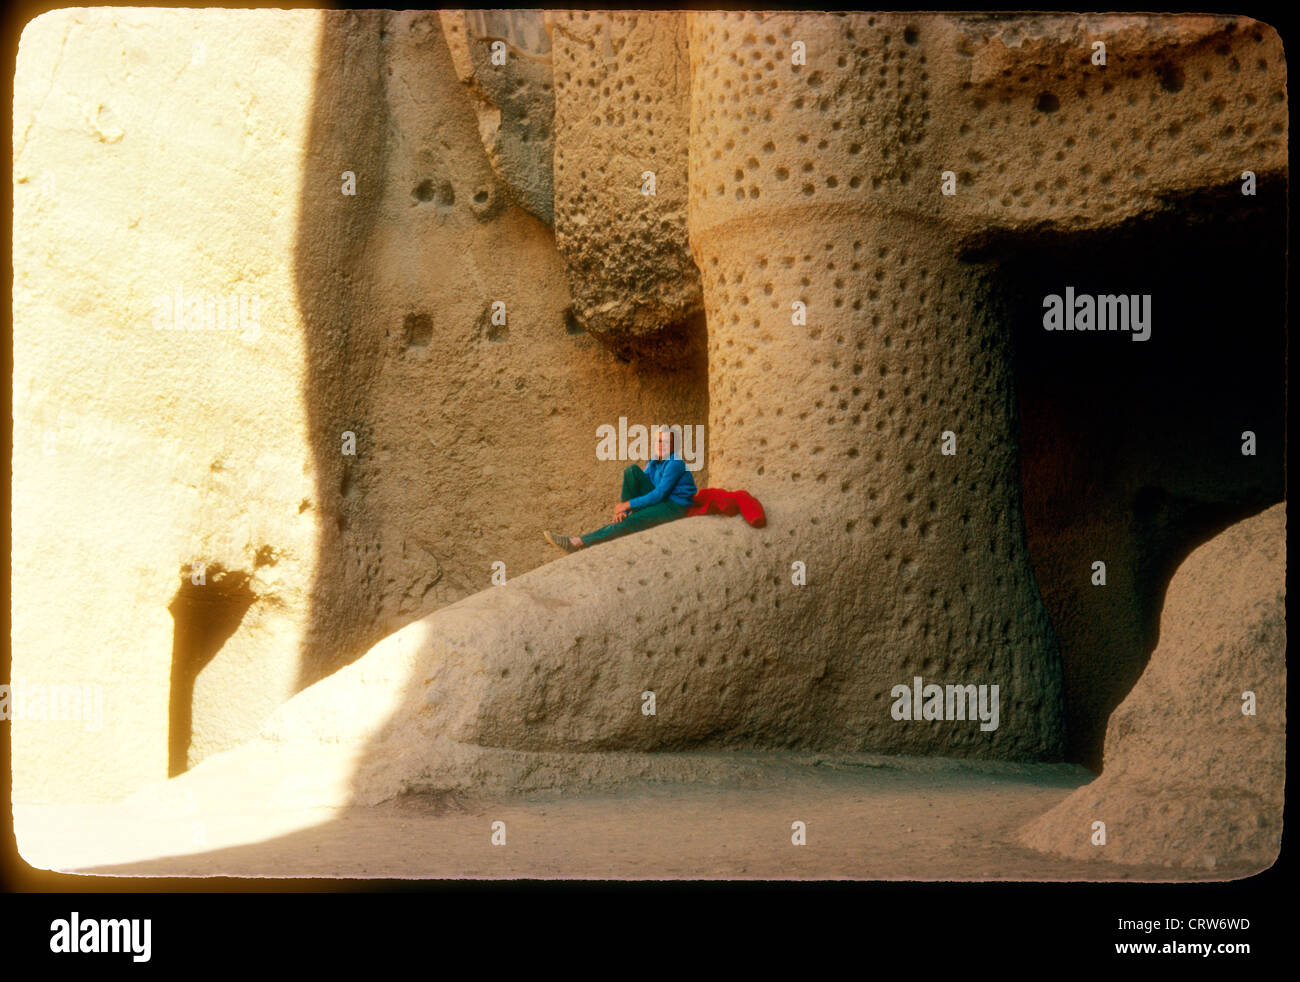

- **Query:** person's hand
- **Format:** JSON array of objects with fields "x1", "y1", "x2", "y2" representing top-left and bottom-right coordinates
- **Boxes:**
[{"x1": 614, "y1": 501, "x2": 632, "y2": 522}]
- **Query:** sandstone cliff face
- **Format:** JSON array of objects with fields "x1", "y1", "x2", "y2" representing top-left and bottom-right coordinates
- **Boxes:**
[
  {"x1": 11, "y1": 4, "x2": 1286, "y2": 855},
  {"x1": 13, "y1": 8, "x2": 324, "y2": 800},
  {"x1": 11, "y1": 8, "x2": 706, "y2": 803},
  {"x1": 1019, "y1": 502, "x2": 1286, "y2": 872},
  {"x1": 291, "y1": 9, "x2": 707, "y2": 699}
]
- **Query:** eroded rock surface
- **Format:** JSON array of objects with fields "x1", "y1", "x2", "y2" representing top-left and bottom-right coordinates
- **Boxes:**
[
  {"x1": 547, "y1": 10, "x2": 703, "y2": 352},
  {"x1": 439, "y1": 9, "x2": 556, "y2": 224},
  {"x1": 1019, "y1": 502, "x2": 1286, "y2": 871}
]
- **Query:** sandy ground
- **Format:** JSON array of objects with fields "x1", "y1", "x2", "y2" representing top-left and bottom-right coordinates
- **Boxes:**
[{"x1": 12, "y1": 756, "x2": 1252, "y2": 881}]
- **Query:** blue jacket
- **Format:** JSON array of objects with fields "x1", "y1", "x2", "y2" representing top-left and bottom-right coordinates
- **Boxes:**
[{"x1": 629, "y1": 454, "x2": 698, "y2": 510}]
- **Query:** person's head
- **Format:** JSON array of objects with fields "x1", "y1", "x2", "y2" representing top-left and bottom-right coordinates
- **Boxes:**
[{"x1": 654, "y1": 427, "x2": 675, "y2": 460}]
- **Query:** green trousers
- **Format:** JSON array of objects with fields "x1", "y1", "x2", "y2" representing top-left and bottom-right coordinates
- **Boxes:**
[{"x1": 580, "y1": 465, "x2": 690, "y2": 546}]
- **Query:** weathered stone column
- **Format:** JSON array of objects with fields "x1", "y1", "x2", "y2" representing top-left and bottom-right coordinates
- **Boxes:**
[
  {"x1": 546, "y1": 10, "x2": 703, "y2": 351},
  {"x1": 686, "y1": 10, "x2": 1066, "y2": 758}
]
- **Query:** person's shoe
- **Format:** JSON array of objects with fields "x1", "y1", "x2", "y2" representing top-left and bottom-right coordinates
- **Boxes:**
[{"x1": 544, "y1": 530, "x2": 582, "y2": 554}]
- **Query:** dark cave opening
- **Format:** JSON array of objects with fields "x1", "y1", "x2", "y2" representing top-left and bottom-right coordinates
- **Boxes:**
[{"x1": 990, "y1": 186, "x2": 1286, "y2": 770}]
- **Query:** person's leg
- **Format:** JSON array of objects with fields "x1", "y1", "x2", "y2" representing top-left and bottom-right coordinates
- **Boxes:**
[
  {"x1": 621, "y1": 464, "x2": 654, "y2": 502},
  {"x1": 579, "y1": 500, "x2": 688, "y2": 547},
  {"x1": 562, "y1": 465, "x2": 656, "y2": 548},
  {"x1": 550, "y1": 465, "x2": 662, "y2": 552}
]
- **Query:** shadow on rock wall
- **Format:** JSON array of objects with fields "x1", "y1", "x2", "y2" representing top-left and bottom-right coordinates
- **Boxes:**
[{"x1": 290, "y1": 10, "x2": 708, "y2": 695}]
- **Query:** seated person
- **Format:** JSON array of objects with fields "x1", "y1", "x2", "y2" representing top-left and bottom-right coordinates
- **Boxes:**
[{"x1": 545, "y1": 427, "x2": 697, "y2": 552}]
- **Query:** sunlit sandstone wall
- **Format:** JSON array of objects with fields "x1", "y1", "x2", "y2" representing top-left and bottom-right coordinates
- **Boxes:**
[
  {"x1": 11, "y1": 8, "x2": 705, "y2": 804},
  {"x1": 12, "y1": 8, "x2": 323, "y2": 803}
]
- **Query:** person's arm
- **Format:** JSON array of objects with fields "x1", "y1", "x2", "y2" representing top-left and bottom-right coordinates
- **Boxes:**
[{"x1": 628, "y1": 458, "x2": 686, "y2": 510}]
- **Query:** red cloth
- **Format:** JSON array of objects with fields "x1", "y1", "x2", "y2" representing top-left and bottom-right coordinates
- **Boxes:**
[{"x1": 685, "y1": 488, "x2": 766, "y2": 527}]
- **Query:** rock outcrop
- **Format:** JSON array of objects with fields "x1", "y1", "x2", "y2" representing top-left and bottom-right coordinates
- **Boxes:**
[
  {"x1": 439, "y1": 9, "x2": 556, "y2": 225},
  {"x1": 1019, "y1": 502, "x2": 1286, "y2": 871},
  {"x1": 547, "y1": 10, "x2": 703, "y2": 351}
]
